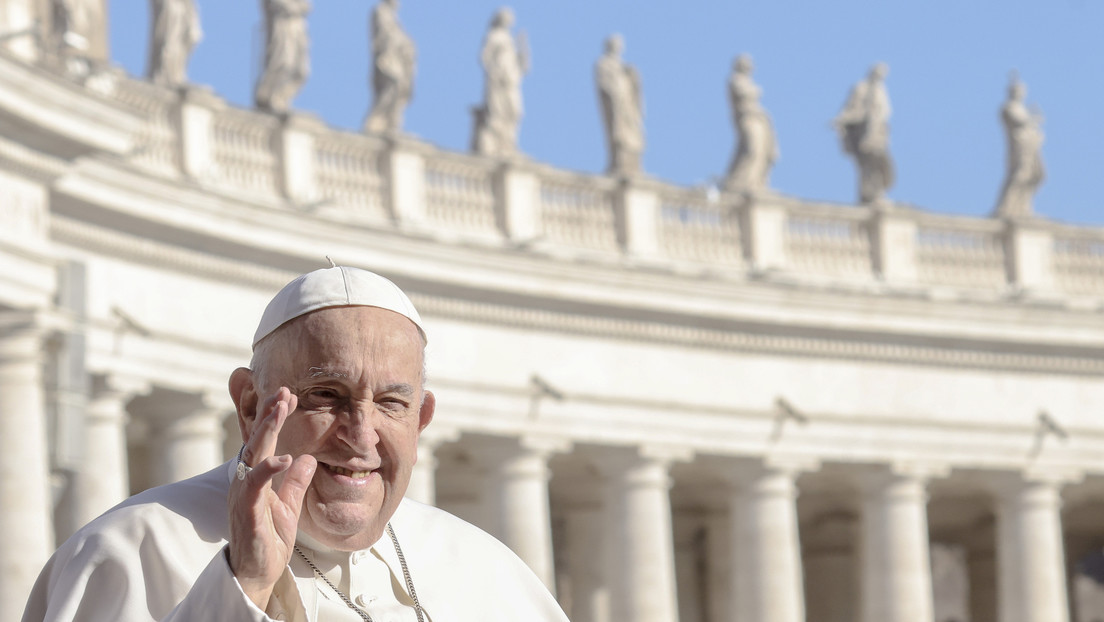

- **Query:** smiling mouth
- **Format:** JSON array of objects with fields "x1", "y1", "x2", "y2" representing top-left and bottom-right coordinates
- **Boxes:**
[{"x1": 323, "y1": 464, "x2": 374, "y2": 479}]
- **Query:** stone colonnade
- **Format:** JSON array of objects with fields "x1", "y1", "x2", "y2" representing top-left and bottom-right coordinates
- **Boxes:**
[
  {"x1": 0, "y1": 358, "x2": 1086, "y2": 622},
  {"x1": 414, "y1": 437, "x2": 1080, "y2": 622}
]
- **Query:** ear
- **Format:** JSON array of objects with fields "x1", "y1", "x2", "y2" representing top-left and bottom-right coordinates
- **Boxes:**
[
  {"x1": 417, "y1": 390, "x2": 436, "y2": 433},
  {"x1": 228, "y1": 367, "x2": 260, "y2": 444}
]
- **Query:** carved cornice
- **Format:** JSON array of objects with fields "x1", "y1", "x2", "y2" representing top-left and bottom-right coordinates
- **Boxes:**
[{"x1": 50, "y1": 214, "x2": 1104, "y2": 377}]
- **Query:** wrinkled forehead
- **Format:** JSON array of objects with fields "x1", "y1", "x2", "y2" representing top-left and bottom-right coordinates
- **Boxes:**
[{"x1": 257, "y1": 306, "x2": 425, "y2": 378}]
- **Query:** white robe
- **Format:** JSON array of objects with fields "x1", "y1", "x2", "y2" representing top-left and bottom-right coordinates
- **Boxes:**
[{"x1": 22, "y1": 461, "x2": 570, "y2": 622}]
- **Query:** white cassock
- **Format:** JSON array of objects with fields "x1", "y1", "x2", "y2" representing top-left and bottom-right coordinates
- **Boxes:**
[{"x1": 22, "y1": 461, "x2": 570, "y2": 622}]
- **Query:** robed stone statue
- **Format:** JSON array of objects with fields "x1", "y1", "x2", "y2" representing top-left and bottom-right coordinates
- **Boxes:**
[
  {"x1": 471, "y1": 7, "x2": 529, "y2": 157},
  {"x1": 595, "y1": 34, "x2": 644, "y2": 176},
  {"x1": 254, "y1": 0, "x2": 311, "y2": 114},
  {"x1": 724, "y1": 54, "x2": 778, "y2": 193},
  {"x1": 147, "y1": 0, "x2": 202, "y2": 88},
  {"x1": 994, "y1": 75, "x2": 1045, "y2": 218},
  {"x1": 834, "y1": 63, "x2": 894, "y2": 204},
  {"x1": 364, "y1": 0, "x2": 416, "y2": 134}
]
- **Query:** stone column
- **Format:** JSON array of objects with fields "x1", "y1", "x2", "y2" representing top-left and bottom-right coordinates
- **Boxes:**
[
  {"x1": 0, "y1": 313, "x2": 53, "y2": 622},
  {"x1": 480, "y1": 436, "x2": 566, "y2": 591},
  {"x1": 406, "y1": 429, "x2": 458, "y2": 506},
  {"x1": 147, "y1": 392, "x2": 227, "y2": 486},
  {"x1": 705, "y1": 512, "x2": 733, "y2": 622},
  {"x1": 71, "y1": 374, "x2": 149, "y2": 527},
  {"x1": 566, "y1": 507, "x2": 610, "y2": 622},
  {"x1": 995, "y1": 476, "x2": 1071, "y2": 622},
  {"x1": 730, "y1": 464, "x2": 808, "y2": 622},
  {"x1": 859, "y1": 469, "x2": 937, "y2": 622},
  {"x1": 601, "y1": 447, "x2": 682, "y2": 622}
]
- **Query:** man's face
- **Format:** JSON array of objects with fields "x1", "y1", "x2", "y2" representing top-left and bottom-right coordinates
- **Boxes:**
[{"x1": 250, "y1": 306, "x2": 433, "y2": 550}]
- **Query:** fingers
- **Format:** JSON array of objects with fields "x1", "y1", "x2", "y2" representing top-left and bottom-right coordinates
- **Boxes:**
[
  {"x1": 241, "y1": 387, "x2": 296, "y2": 467},
  {"x1": 276, "y1": 454, "x2": 317, "y2": 516}
]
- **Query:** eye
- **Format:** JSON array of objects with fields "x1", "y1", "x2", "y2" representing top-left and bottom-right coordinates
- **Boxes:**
[
  {"x1": 377, "y1": 397, "x2": 409, "y2": 412},
  {"x1": 302, "y1": 387, "x2": 342, "y2": 404}
]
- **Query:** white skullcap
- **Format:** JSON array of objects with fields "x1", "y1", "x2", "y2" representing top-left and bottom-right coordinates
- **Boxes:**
[{"x1": 253, "y1": 266, "x2": 425, "y2": 348}]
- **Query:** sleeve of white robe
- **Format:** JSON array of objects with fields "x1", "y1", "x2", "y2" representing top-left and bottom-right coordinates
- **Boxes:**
[{"x1": 21, "y1": 535, "x2": 271, "y2": 622}]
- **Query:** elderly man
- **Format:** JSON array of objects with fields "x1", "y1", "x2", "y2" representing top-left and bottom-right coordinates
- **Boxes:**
[{"x1": 23, "y1": 266, "x2": 569, "y2": 621}]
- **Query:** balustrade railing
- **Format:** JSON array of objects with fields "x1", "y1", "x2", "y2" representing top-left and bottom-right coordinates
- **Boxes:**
[
  {"x1": 313, "y1": 131, "x2": 387, "y2": 219},
  {"x1": 210, "y1": 107, "x2": 278, "y2": 196},
  {"x1": 657, "y1": 187, "x2": 743, "y2": 266},
  {"x1": 784, "y1": 203, "x2": 871, "y2": 279},
  {"x1": 539, "y1": 171, "x2": 618, "y2": 252},
  {"x1": 915, "y1": 216, "x2": 1006, "y2": 289},
  {"x1": 424, "y1": 154, "x2": 497, "y2": 234},
  {"x1": 104, "y1": 74, "x2": 1104, "y2": 299},
  {"x1": 112, "y1": 79, "x2": 179, "y2": 175},
  {"x1": 1053, "y1": 228, "x2": 1104, "y2": 296}
]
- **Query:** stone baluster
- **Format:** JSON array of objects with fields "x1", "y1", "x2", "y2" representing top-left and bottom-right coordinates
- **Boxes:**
[
  {"x1": 994, "y1": 474, "x2": 1072, "y2": 622},
  {"x1": 600, "y1": 446, "x2": 685, "y2": 622},
  {"x1": 147, "y1": 392, "x2": 229, "y2": 486},
  {"x1": 613, "y1": 180, "x2": 660, "y2": 259},
  {"x1": 0, "y1": 312, "x2": 54, "y2": 622},
  {"x1": 730, "y1": 461, "x2": 811, "y2": 622},
  {"x1": 859, "y1": 467, "x2": 941, "y2": 622},
  {"x1": 72, "y1": 374, "x2": 150, "y2": 528},
  {"x1": 479, "y1": 435, "x2": 568, "y2": 591}
]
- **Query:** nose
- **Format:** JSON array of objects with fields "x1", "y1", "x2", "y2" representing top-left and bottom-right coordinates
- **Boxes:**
[{"x1": 336, "y1": 400, "x2": 382, "y2": 452}]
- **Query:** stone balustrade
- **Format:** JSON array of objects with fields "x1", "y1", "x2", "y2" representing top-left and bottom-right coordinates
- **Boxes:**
[{"x1": 100, "y1": 74, "x2": 1104, "y2": 300}]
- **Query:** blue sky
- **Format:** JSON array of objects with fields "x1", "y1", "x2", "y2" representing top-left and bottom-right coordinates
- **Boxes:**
[{"x1": 109, "y1": 1, "x2": 1104, "y2": 225}]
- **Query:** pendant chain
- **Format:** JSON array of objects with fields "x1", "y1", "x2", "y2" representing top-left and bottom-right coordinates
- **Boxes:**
[{"x1": 294, "y1": 523, "x2": 425, "y2": 622}]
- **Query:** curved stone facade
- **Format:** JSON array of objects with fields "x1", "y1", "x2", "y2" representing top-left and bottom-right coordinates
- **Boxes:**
[{"x1": 3, "y1": 8, "x2": 1104, "y2": 622}]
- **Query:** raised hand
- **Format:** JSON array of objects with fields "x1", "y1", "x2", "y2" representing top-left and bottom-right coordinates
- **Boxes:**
[{"x1": 227, "y1": 387, "x2": 317, "y2": 610}]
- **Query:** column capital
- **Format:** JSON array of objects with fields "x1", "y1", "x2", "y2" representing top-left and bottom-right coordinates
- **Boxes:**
[
  {"x1": 986, "y1": 467, "x2": 1082, "y2": 501},
  {"x1": 857, "y1": 461, "x2": 950, "y2": 490}
]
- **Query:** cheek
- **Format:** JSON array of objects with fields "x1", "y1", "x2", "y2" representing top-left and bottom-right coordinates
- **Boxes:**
[{"x1": 275, "y1": 413, "x2": 334, "y2": 454}]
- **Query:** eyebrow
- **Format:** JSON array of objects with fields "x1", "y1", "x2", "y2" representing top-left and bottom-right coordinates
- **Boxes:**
[
  {"x1": 381, "y1": 383, "x2": 417, "y2": 396},
  {"x1": 307, "y1": 367, "x2": 348, "y2": 379}
]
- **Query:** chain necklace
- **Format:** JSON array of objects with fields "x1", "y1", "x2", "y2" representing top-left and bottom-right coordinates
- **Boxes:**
[{"x1": 294, "y1": 523, "x2": 425, "y2": 622}]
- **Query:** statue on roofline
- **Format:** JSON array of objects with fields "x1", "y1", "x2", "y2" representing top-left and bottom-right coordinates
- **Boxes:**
[
  {"x1": 364, "y1": 0, "x2": 416, "y2": 134},
  {"x1": 724, "y1": 54, "x2": 778, "y2": 194},
  {"x1": 834, "y1": 62, "x2": 894, "y2": 205},
  {"x1": 595, "y1": 33, "x2": 644, "y2": 176},
  {"x1": 994, "y1": 73, "x2": 1045, "y2": 218},
  {"x1": 148, "y1": 0, "x2": 203, "y2": 88},
  {"x1": 254, "y1": 0, "x2": 311, "y2": 114},
  {"x1": 471, "y1": 7, "x2": 529, "y2": 157}
]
